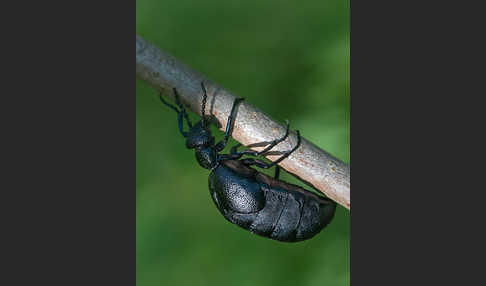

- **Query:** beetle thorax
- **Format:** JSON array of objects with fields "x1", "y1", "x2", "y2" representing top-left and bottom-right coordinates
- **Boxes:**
[
  {"x1": 195, "y1": 146, "x2": 217, "y2": 169},
  {"x1": 185, "y1": 120, "x2": 217, "y2": 169}
]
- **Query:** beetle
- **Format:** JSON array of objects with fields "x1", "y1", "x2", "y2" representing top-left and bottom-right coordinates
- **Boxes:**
[{"x1": 158, "y1": 82, "x2": 336, "y2": 242}]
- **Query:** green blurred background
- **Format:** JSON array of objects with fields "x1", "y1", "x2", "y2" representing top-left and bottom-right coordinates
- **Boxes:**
[{"x1": 136, "y1": 1, "x2": 349, "y2": 285}]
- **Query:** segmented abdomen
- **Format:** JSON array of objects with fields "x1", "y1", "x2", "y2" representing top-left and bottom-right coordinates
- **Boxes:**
[
  {"x1": 247, "y1": 183, "x2": 335, "y2": 242},
  {"x1": 209, "y1": 160, "x2": 336, "y2": 242}
]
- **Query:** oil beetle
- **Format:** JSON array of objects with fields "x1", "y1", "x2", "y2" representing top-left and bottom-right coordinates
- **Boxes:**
[{"x1": 159, "y1": 82, "x2": 336, "y2": 242}]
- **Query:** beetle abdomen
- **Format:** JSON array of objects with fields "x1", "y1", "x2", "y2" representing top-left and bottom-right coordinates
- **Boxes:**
[
  {"x1": 209, "y1": 160, "x2": 336, "y2": 242},
  {"x1": 209, "y1": 161, "x2": 264, "y2": 214},
  {"x1": 255, "y1": 171, "x2": 336, "y2": 241}
]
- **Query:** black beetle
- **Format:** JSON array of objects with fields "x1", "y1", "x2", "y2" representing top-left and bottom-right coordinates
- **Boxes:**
[{"x1": 159, "y1": 82, "x2": 336, "y2": 242}]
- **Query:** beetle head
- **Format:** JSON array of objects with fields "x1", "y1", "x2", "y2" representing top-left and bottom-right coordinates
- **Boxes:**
[
  {"x1": 185, "y1": 120, "x2": 214, "y2": 149},
  {"x1": 186, "y1": 120, "x2": 218, "y2": 170}
]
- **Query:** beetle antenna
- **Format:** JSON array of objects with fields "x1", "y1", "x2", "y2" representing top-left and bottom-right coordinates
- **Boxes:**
[{"x1": 201, "y1": 81, "x2": 208, "y2": 127}]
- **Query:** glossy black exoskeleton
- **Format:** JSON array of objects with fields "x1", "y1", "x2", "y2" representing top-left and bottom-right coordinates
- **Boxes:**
[{"x1": 159, "y1": 82, "x2": 336, "y2": 242}]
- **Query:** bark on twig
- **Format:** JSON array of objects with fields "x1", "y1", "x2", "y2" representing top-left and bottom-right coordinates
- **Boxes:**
[{"x1": 136, "y1": 35, "x2": 350, "y2": 210}]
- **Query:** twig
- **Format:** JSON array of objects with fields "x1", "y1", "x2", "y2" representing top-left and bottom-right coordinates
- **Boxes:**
[{"x1": 136, "y1": 35, "x2": 350, "y2": 210}]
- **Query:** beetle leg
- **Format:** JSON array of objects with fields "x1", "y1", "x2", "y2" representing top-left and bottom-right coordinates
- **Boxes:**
[
  {"x1": 159, "y1": 94, "x2": 179, "y2": 113},
  {"x1": 255, "y1": 120, "x2": 290, "y2": 155},
  {"x1": 214, "y1": 141, "x2": 225, "y2": 152},
  {"x1": 218, "y1": 153, "x2": 243, "y2": 161},
  {"x1": 274, "y1": 166, "x2": 280, "y2": 179},
  {"x1": 159, "y1": 93, "x2": 188, "y2": 137},
  {"x1": 226, "y1": 121, "x2": 290, "y2": 157},
  {"x1": 215, "y1": 97, "x2": 245, "y2": 152},
  {"x1": 241, "y1": 130, "x2": 301, "y2": 168},
  {"x1": 231, "y1": 148, "x2": 259, "y2": 157},
  {"x1": 230, "y1": 143, "x2": 242, "y2": 154},
  {"x1": 267, "y1": 130, "x2": 301, "y2": 166},
  {"x1": 173, "y1": 88, "x2": 192, "y2": 128},
  {"x1": 241, "y1": 158, "x2": 272, "y2": 169}
]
